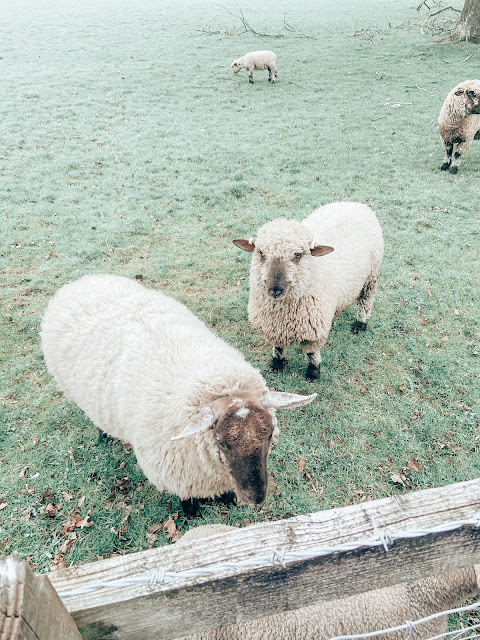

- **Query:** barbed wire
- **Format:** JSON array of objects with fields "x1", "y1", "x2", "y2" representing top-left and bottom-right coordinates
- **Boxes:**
[
  {"x1": 55, "y1": 514, "x2": 480, "y2": 638},
  {"x1": 326, "y1": 602, "x2": 480, "y2": 639},
  {"x1": 57, "y1": 514, "x2": 480, "y2": 598}
]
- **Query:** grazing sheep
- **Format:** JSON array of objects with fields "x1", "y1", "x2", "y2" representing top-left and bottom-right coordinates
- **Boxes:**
[
  {"x1": 234, "y1": 202, "x2": 384, "y2": 380},
  {"x1": 176, "y1": 525, "x2": 480, "y2": 640},
  {"x1": 438, "y1": 79, "x2": 480, "y2": 174},
  {"x1": 231, "y1": 51, "x2": 277, "y2": 84},
  {"x1": 40, "y1": 275, "x2": 316, "y2": 514}
]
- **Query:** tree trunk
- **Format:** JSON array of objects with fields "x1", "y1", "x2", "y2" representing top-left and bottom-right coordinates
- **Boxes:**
[{"x1": 456, "y1": 0, "x2": 480, "y2": 42}]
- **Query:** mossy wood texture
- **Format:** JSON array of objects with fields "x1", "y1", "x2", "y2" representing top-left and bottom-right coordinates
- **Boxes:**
[
  {"x1": 0, "y1": 555, "x2": 80, "y2": 640},
  {"x1": 48, "y1": 479, "x2": 480, "y2": 640}
]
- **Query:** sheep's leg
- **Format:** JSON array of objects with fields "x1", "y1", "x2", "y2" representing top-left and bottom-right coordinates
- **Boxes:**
[
  {"x1": 440, "y1": 142, "x2": 453, "y2": 171},
  {"x1": 301, "y1": 342, "x2": 322, "y2": 380},
  {"x1": 271, "y1": 65, "x2": 276, "y2": 83},
  {"x1": 248, "y1": 66, "x2": 254, "y2": 84},
  {"x1": 271, "y1": 346, "x2": 286, "y2": 372},
  {"x1": 353, "y1": 274, "x2": 379, "y2": 334},
  {"x1": 449, "y1": 138, "x2": 471, "y2": 174},
  {"x1": 181, "y1": 497, "x2": 203, "y2": 517},
  {"x1": 267, "y1": 66, "x2": 272, "y2": 82}
]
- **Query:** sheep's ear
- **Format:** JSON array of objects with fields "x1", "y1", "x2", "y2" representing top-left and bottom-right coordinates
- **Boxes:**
[
  {"x1": 455, "y1": 89, "x2": 465, "y2": 96},
  {"x1": 171, "y1": 406, "x2": 220, "y2": 441},
  {"x1": 310, "y1": 245, "x2": 334, "y2": 257},
  {"x1": 261, "y1": 391, "x2": 317, "y2": 409},
  {"x1": 233, "y1": 239, "x2": 255, "y2": 252}
]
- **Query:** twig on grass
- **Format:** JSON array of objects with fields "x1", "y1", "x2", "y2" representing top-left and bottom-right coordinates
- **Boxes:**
[
  {"x1": 404, "y1": 84, "x2": 429, "y2": 92},
  {"x1": 283, "y1": 13, "x2": 315, "y2": 38},
  {"x1": 218, "y1": 5, "x2": 280, "y2": 37},
  {"x1": 429, "y1": 5, "x2": 461, "y2": 17},
  {"x1": 288, "y1": 81, "x2": 310, "y2": 90}
]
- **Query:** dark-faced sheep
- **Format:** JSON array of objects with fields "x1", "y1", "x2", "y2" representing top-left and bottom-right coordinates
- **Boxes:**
[
  {"x1": 41, "y1": 275, "x2": 316, "y2": 514},
  {"x1": 438, "y1": 79, "x2": 480, "y2": 174}
]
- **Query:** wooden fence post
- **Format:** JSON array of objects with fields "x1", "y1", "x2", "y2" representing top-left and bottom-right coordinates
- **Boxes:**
[{"x1": 0, "y1": 555, "x2": 81, "y2": 640}]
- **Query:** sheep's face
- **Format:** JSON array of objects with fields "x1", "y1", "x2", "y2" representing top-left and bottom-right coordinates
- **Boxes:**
[
  {"x1": 214, "y1": 399, "x2": 275, "y2": 506},
  {"x1": 453, "y1": 82, "x2": 480, "y2": 116},
  {"x1": 231, "y1": 59, "x2": 243, "y2": 73},
  {"x1": 234, "y1": 220, "x2": 333, "y2": 301}
]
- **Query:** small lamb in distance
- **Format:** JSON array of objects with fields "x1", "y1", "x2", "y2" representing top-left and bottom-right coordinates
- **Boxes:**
[
  {"x1": 231, "y1": 51, "x2": 277, "y2": 84},
  {"x1": 40, "y1": 274, "x2": 316, "y2": 515},
  {"x1": 234, "y1": 202, "x2": 384, "y2": 380},
  {"x1": 438, "y1": 79, "x2": 480, "y2": 174}
]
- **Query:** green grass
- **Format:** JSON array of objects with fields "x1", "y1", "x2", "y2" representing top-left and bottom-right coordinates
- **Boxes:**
[{"x1": 1, "y1": 0, "x2": 480, "y2": 628}]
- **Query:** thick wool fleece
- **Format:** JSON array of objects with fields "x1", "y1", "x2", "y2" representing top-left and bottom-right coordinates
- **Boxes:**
[
  {"x1": 41, "y1": 275, "x2": 274, "y2": 500},
  {"x1": 438, "y1": 79, "x2": 480, "y2": 140},
  {"x1": 232, "y1": 51, "x2": 277, "y2": 81},
  {"x1": 177, "y1": 525, "x2": 479, "y2": 640},
  {"x1": 248, "y1": 202, "x2": 384, "y2": 349},
  {"x1": 438, "y1": 79, "x2": 480, "y2": 170}
]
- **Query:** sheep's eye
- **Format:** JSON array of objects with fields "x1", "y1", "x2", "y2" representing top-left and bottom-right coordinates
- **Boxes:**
[
  {"x1": 468, "y1": 90, "x2": 477, "y2": 98},
  {"x1": 258, "y1": 250, "x2": 266, "y2": 260},
  {"x1": 293, "y1": 252, "x2": 303, "y2": 262}
]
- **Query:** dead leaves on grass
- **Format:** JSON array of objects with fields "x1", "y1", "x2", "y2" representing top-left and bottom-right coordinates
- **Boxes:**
[
  {"x1": 146, "y1": 514, "x2": 183, "y2": 546},
  {"x1": 390, "y1": 459, "x2": 423, "y2": 489},
  {"x1": 298, "y1": 458, "x2": 325, "y2": 497}
]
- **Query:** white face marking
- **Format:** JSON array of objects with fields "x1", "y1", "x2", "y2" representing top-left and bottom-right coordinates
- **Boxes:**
[{"x1": 235, "y1": 407, "x2": 250, "y2": 420}]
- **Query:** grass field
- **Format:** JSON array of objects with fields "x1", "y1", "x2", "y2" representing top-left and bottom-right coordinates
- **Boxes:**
[{"x1": 1, "y1": 0, "x2": 480, "y2": 629}]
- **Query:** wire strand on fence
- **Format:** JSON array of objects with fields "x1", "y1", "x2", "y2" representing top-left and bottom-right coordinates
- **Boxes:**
[
  {"x1": 326, "y1": 600, "x2": 480, "y2": 640},
  {"x1": 56, "y1": 515, "x2": 480, "y2": 599}
]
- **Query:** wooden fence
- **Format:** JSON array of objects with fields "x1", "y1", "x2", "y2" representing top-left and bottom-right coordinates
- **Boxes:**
[{"x1": 3, "y1": 478, "x2": 480, "y2": 639}]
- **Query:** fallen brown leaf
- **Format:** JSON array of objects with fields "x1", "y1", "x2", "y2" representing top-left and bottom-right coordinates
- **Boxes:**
[
  {"x1": 19, "y1": 465, "x2": 29, "y2": 479},
  {"x1": 406, "y1": 459, "x2": 422, "y2": 472},
  {"x1": 45, "y1": 503, "x2": 58, "y2": 517},
  {"x1": 164, "y1": 515, "x2": 176, "y2": 537},
  {"x1": 390, "y1": 472, "x2": 411, "y2": 488},
  {"x1": 51, "y1": 555, "x2": 66, "y2": 571},
  {"x1": 298, "y1": 458, "x2": 306, "y2": 472}
]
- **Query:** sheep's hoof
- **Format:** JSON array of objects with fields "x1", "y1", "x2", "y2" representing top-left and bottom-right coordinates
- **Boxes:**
[
  {"x1": 440, "y1": 163, "x2": 451, "y2": 171},
  {"x1": 249, "y1": 79, "x2": 254, "y2": 84},
  {"x1": 352, "y1": 320, "x2": 368, "y2": 334},
  {"x1": 271, "y1": 357, "x2": 286, "y2": 372},
  {"x1": 449, "y1": 166, "x2": 458, "y2": 174},
  {"x1": 97, "y1": 428, "x2": 114, "y2": 444},
  {"x1": 181, "y1": 498, "x2": 202, "y2": 517},
  {"x1": 218, "y1": 491, "x2": 237, "y2": 506},
  {"x1": 306, "y1": 364, "x2": 320, "y2": 380}
]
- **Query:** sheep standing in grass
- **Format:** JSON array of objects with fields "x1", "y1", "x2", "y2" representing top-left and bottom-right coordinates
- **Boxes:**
[
  {"x1": 40, "y1": 275, "x2": 316, "y2": 514},
  {"x1": 234, "y1": 202, "x2": 384, "y2": 380},
  {"x1": 231, "y1": 51, "x2": 277, "y2": 84},
  {"x1": 438, "y1": 79, "x2": 480, "y2": 174},
  {"x1": 177, "y1": 525, "x2": 480, "y2": 639}
]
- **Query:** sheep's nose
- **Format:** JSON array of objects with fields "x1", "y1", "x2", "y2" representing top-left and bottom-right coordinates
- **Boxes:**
[{"x1": 268, "y1": 286, "x2": 284, "y2": 298}]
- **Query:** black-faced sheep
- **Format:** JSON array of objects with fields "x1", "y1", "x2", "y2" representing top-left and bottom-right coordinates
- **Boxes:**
[
  {"x1": 40, "y1": 275, "x2": 316, "y2": 514},
  {"x1": 234, "y1": 202, "x2": 384, "y2": 380},
  {"x1": 438, "y1": 79, "x2": 480, "y2": 174},
  {"x1": 231, "y1": 51, "x2": 277, "y2": 84}
]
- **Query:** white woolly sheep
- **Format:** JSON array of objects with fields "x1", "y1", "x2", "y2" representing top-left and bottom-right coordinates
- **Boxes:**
[
  {"x1": 438, "y1": 79, "x2": 480, "y2": 174},
  {"x1": 234, "y1": 202, "x2": 384, "y2": 380},
  {"x1": 231, "y1": 51, "x2": 277, "y2": 84},
  {"x1": 40, "y1": 275, "x2": 316, "y2": 514},
  {"x1": 176, "y1": 525, "x2": 480, "y2": 640}
]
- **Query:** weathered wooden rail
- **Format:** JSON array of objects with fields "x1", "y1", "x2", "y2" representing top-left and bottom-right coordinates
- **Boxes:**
[{"x1": 3, "y1": 478, "x2": 480, "y2": 639}]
